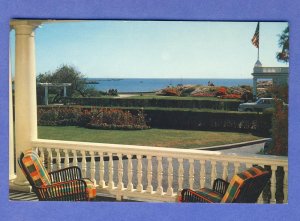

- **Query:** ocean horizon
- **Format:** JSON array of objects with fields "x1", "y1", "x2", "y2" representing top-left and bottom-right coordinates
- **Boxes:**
[{"x1": 87, "y1": 78, "x2": 253, "y2": 93}]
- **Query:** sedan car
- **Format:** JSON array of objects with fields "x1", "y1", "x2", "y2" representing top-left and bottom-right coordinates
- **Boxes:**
[{"x1": 238, "y1": 98, "x2": 274, "y2": 112}]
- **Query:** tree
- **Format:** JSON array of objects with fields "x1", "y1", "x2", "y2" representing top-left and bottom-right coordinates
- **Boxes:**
[
  {"x1": 37, "y1": 64, "x2": 101, "y2": 104},
  {"x1": 276, "y1": 26, "x2": 289, "y2": 63}
]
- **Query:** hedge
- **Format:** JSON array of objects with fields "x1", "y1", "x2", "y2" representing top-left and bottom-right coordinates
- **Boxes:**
[
  {"x1": 142, "y1": 109, "x2": 272, "y2": 136},
  {"x1": 61, "y1": 97, "x2": 240, "y2": 111},
  {"x1": 38, "y1": 106, "x2": 272, "y2": 136}
]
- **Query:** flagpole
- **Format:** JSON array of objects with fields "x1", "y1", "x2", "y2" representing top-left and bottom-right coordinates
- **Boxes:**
[{"x1": 257, "y1": 22, "x2": 260, "y2": 61}]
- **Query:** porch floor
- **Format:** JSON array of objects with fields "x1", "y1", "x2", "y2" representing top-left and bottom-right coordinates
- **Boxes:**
[{"x1": 9, "y1": 190, "x2": 140, "y2": 202}]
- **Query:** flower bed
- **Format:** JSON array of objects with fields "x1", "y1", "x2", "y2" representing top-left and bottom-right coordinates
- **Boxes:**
[{"x1": 38, "y1": 107, "x2": 149, "y2": 130}]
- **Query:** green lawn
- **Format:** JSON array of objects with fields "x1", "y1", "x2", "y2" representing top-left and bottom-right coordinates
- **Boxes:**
[{"x1": 38, "y1": 126, "x2": 263, "y2": 149}]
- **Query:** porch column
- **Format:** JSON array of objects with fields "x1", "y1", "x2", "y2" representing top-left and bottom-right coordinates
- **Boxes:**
[
  {"x1": 11, "y1": 21, "x2": 40, "y2": 190},
  {"x1": 253, "y1": 77, "x2": 257, "y2": 100},
  {"x1": 9, "y1": 41, "x2": 16, "y2": 181}
]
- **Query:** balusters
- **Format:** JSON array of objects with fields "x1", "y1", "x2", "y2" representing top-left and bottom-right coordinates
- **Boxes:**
[
  {"x1": 90, "y1": 151, "x2": 96, "y2": 184},
  {"x1": 178, "y1": 158, "x2": 184, "y2": 191},
  {"x1": 127, "y1": 154, "x2": 133, "y2": 192},
  {"x1": 81, "y1": 151, "x2": 87, "y2": 177},
  {"x1": 137, "y1": 154, "x2": 143, "y2": 192},
  {"x1": 254, "y1": 164, "x2": 264, "y2": 204},
  {"x1": 211, "y1": 160, "x2": 217, "y2": 187},
  {"x1": 64, "y1": 149, "x2": 70, "y2": 169},
  {"x1": 55, "y1": 148, "x2": 61, "y2": 170},
  {"x1": 233, "y1": 162, "x2": 240, "y2": 175},
  {"x1": 283, "y1": 165, "x2": 288, "y2": 203},
  {"x1": 200, "y1": 159, "x2": 206, "y2": 188},
  {"x1": 108, "y1": 153, "x2": 114, "y2": 189},
  {"x1": 222, "y1": 161, "x2": 229, "y2": 181},
  {"x1": 156, "y1": 156, "x2": 163, "y2": 195},
  {"x1": 117, "y1": 153, "x2": 124, "y2": 190},
  {"x1": 72, "y1": 150, "x2": 78, "y2": 167},
  {"x1": 189, "y1": 159, "x2": 194, "y2": 189},
  {"x1": 270, "y1": 165, "x2": 277, "y2": 203},
  {"x1": 146, "y1": 155, "x2": 153, "y2": 193},
  {"x1": 98, "y1": 152, "x2": 106, "y2": 188},
  {"x1": 40, "y1": 148, "x2": 45, "y2": 167},
  {"x1": 167, "y1": 157, "x2": 174, "y2": 196},
  {"x1": 48, "y1": 148, "x2": 53, "y2": 172}
]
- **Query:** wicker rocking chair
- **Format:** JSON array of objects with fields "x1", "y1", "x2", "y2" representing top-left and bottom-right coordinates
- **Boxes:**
[
  {"x1": 180, "y1": 166, "x2": 270, "y2": 203},
  {"x1": 18, "y1": 149, "x2": 96, "y2": 201}
]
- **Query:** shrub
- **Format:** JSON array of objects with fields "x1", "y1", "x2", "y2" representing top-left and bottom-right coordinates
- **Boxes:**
[
  {"x1": 216, "y1": 87, "x2": 227, "y2": 96},
  {"x1": 221, "y1": 94, "x2": 241, "y2": 99},
  {"x1": 269, "y1": 99, "x2": 288, "y2": 156},
  {"x1": 38, "y1": 107, "x2": 79, "y2": 126},
  {"x1": 161, "y1": 87, "x2": 181, "y2": 96},
  {"x1": 61, "y1": 97, "x2": 241, "y2": 111},
  {"x1": 38, "y1": 106, "x2": 149, "y2": 130},
  {"x1": 37, "y1": 106, "x2": 271, "y2": 135}
]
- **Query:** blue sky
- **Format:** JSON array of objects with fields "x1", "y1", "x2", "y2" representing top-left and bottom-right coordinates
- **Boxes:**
[{"x1": 10, "y1": 20, "x2": 288, "y2": 79}]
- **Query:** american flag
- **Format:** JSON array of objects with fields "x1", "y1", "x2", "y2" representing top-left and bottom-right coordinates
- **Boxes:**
[{"x1": 251, "y1": 22, "x2": 260, "y2": 48}]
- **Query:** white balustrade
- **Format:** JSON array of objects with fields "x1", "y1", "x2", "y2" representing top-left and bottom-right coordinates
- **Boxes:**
[
  {"x1": 270, "y1": 165, "x2": 277, "y2": 203},
  {"x1": 90, "y1": 151, "x2": 96, "y2": 184},
  {"x1": 136, "y1": 155, "x2": 143, "y2": 192},
  {"x1": 117, "y1": 153, "x2": 124, "y2": 190},
  {"x1": 64, "y1": 149, "x2": 70, "y2": 168},
  {"x1": 40, "y1": 148, "x2": 45, "y2": 168},
  {"x1": 200, "y1": 159, "x2": 206, "y2": 188},
  {"x1": 108, "y1": 153, "x2": 114, "y2": 189},
  {"x1": 32, "y1": 139, "x2": 288, "y2": 203},
  {"x1": 146, "y1": 155, "x2": 153, "y2": 193},
  {"x1": 211, "y1": 160, "x2": 217, "y2": 187},
  {"x1": 81, "y1": 151, "x2": 87, "y2": 178},
  {"x1": 222, "y1": 161, "x2": 229, "y2": 181},
  {"x1": 156, "y1": 156, "x2": 163, "y2": 195},
  {"x1": 72, "y1": 150, "x2": 78, "y2": 167},
  {"x1": 127, "y1": 154, "x2": 133, "y2": 192},
  {"x1": 55, "y1": 148, "x2": 61, "y2": 170},
  {"x1": 48, "y1": 148, "x2": 53, "y2": 172},
  {"x1": 98, "y1": 152, "x2": 105, "y2": 188},
  {"x1": 178, "y1": 158, "x2": 184, "y2": 191},
  {"x1": 167, "y1": 157, "x2": 174, "y2": 196},
  {"x1": 189, "y1": 159, "x2": 194, "y2": 190}
]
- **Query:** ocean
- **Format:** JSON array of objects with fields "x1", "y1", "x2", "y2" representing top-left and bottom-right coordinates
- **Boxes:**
[{"x1": 87, "y1": 78, "x2": 252, "y2": 93}]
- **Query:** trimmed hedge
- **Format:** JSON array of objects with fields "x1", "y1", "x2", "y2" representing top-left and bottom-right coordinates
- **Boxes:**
[
  {"x1": 38, "y1": 106, "x2": 272, "y2": 136},
  {"x1": 142, "y1": 109, "x2": 271, "y2": 136},
  {"x1": 61, "y1": 97, "x2": 240, "y2": 111}
]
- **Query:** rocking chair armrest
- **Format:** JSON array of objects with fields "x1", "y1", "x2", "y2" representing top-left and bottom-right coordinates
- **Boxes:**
[
  {"x1": 49, "y1": 166, "x2": 82, "y2": 183},
  {"x1": 180, "y1": 189, "x2": 212, "y2": 203},
  {"x1": 35, "y1": 179, "x2": 89, "y2": 201},
  {"x1": 212, "y1": 178, "x2": 230, "y2": 195}
]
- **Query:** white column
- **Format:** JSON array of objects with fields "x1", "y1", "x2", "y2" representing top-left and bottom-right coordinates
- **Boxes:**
[
  {"x1": 253, "y1": 77, "x2": 257, "y2": 100},
  {"x1": 11, "y1": 21, "x2": 40, "y2": 190},
  {"x1": 44, "y1": 85, "x2": 49, "y2": 105},
  {"x1": 9, "y1": 42, "x2": 16, "y2": 181},
  {"x1": 63, "y1": 85, "x2": 67, "y2": 97}
]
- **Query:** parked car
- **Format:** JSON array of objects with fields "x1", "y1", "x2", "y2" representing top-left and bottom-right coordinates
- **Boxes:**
[{"x1": 238, "y1": 98, "x2": 274, "y2": 112}]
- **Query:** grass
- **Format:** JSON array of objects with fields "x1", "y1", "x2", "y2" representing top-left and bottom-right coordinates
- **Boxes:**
[{"x1": 38, "y1": 126, "x2": 264, "y2": 149}]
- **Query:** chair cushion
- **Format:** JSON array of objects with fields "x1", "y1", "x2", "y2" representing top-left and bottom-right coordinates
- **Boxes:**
[
  {"x1": 83, "y1": 178, "x2": 97, "y2": 199},
  {"x1": 221, "y1": 166, "x2": 267, "y2": 203},
  {"x1": 22, "y1": 150, "x2": 51, "y2": 187},
  {"x1": 195, "y1": 188, "x2": 223, "y2": 203},
  {"x1": 50, "y1": 178, "x2": 96, "y2": 200}
]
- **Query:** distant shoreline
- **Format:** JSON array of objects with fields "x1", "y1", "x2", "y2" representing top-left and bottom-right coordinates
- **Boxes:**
[{"x1": 86, "y1": 78, "x2": 254, "y2": 93}]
